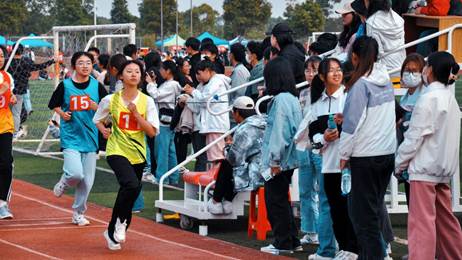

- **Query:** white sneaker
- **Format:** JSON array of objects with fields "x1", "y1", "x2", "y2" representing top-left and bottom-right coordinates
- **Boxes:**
[
  {"x1": 222, "y1": 200, "x2": 233, "y2": 214},
  {"x1": 0, "y1": 205, "x2": 13, "y2": 219},
  {"x1": 333, "y1": 250, "x2": 358, "y2": 260},
  {"x1": 308, "y1": 253, "x2": 334, "y2": 260},
  {"x1": 300, "y1": 233, "x2": 319, "y2": 245},
  {"x1": 207, "y1": 198, "x2": 223, "y2": 215},
  {"x1": 53, "y1": 178, "x2": 67, "y2": 197},
  {"x1": 142, "y1": 172, "x2": 156, "y2": 184},
  {"x1": 103, "y1": 230, "x2": 121, "y2": 250},
  {"x1": 260, "y1": 244, "x2": 294, "y2": 255},
  {"x1": 113, "y1": 218, "x2": 127, "y2": 243},
  {"x1": 72, "y1": 212, "x2": 90, "y2": 226}
]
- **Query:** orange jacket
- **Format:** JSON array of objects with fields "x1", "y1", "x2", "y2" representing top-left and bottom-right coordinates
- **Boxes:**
[{"x1": 420, "y1": 0, "x2": 450, "y2": 16}]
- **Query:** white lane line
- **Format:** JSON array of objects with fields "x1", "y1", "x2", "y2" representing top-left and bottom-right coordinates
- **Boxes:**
[
  {"x1": 14, "y1": 192, "x2": 241, "y2": 260},
  {"x1": 0, "y1": 238, "x2": 62, "y2": 260},
  {"x1": 0, "y1": 217, "x2": 69, "y2": 222},
  {"x1": 0, "y1": 221, "x2": 71, "y2": 227},
  {"x1": 0, "y1": 225, "x2": 106, "y2": 232}
]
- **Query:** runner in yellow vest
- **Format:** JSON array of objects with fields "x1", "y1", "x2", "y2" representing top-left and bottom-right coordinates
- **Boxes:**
[
  {"x1": 0, "y1": 45, "x2": 17, "y2": 219},
  {"x1": 94, "y1": 59, "x2": 159, "y2": 251}
]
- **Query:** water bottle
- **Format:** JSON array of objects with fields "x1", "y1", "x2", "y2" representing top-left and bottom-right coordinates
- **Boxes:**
[
  {"x1": 328, "y1": 114, "x2": 337, "y2": 130},
  {"x1": 341, "y1": 168, "x2": 351, "y2": 196}
]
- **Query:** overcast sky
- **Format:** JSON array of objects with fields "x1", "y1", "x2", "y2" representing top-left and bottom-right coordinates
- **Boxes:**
[{"x1": 95, "y1": 0, "x2": 347, "y2": 18}]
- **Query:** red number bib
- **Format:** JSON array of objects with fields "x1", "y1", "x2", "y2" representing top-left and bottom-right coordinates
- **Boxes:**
[
  {"x1": 69, "y1": 95, "x2": 91, "y2": 111},
  {"x1": 118, "y1": 112, "x2": 141, "y2": 131}
]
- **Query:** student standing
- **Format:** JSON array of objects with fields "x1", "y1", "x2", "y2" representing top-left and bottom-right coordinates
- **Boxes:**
[
  {"x1": 94, "y1": 60, "x2": 159, "y2": 250},
  {"x1": 49, "y1": 52, "x2": 107, "y2": 226}
]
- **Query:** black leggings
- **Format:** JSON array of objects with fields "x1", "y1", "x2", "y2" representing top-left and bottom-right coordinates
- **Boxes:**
[
  {"x1": 106, "y1": 155, "x2": 145, "y2": 243},
  {"x1": 212, "y1": 160, "x2": 235, "y2": 202},
  {"x1": 0, "y1": 133, "x2": 13, "y2": 202}
]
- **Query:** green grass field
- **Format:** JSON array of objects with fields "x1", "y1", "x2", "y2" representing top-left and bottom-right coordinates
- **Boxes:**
[{"x1": 10, "y1": 79, "x2": 462, "y2": 259}]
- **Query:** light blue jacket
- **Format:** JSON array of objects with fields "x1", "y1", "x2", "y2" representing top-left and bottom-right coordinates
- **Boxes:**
[{"x1": 261, "y1": 92, "x2": 302, "y2": 171}]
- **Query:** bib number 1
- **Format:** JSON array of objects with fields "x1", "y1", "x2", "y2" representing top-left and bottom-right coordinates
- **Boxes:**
[
  {"x1": 70, "y1": 95, "x2": 91, "y2": 111},
  {"x1": 118, "y1": 112, "x2": 141, "y2": 131}
]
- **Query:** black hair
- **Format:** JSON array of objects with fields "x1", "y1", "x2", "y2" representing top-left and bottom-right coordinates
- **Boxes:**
[
  {"x1": 400, "y1": 53, "x2": 425, "y2": 77},
  {"x1": 230, "y1": 43, "x2": 246, "y2": 63},
  {"x1": 347, "y1": 36, "x2": 379, "y2": 89},
  {"x1": 305, "y1": 56, "x2": 322, "y2": 69},
  {"x1": 274, "y1": 33, "x2": 294, "y2": 50},
  {"x1": 247, "y1": 41, "x2": 263, "y2": 61},
  {"x1": 367, "y1": 0, "x2": 391, "y2": 17},
  {"x1": 144, "y1": 51, "x2": 162, "y2": 70},
  {"x1": 311, "y1": 58, "x2": 343, "y2": 104},
  {"x1": 13, "y1": 43, "x2": 24, "y2": 55},
  {"x1": 0, "y1": 45, "x2": 8, "y2": 70},
  {"x1": 161, "y1": 60, "x2": 178, "y2": 78},
  {"x1": 70, "y1": 51, "x2": 95, "y2": 68},
  {"x1": 123, "y1": 44, "x2": 137, "y2": 57},
  {"x1": 185, "y1": 37, "x2": 200, "y2": 51},
  {"x1": 427, "y1": 51, "x2": 460, "y2": 85},
  {"x1": 116, "y1": 59, "x2": 146, "y2": 82},
  {"x1": 201, "y1": 37, "x2": 214, "y2": 46},
  {"x1": 263, "y1": 47, "x2": 271, "y2": 61},
  {"x1": 196, "y1": 59, "x2": 216, "y2": 72},
  {"x1": 87, "y1": 47, "x2": 100, "y2": 55},
  {"x1": 294, "y1": 41, "x2": 306, "y2": 55},
  {"x1": 200, "y1": 43, "x2": 218, "y2": 56},
  {"x1": 98, "y1": 54, "x2": 110, "y2": 70},
  {"x1": 108, "y1": 53, "x2": 127, "y2": 72},
  {"x1": 338, "y1": 13, "x2": 362, "y2": 48},
  {"x1": 232, "y1": 107, "x2": 257, "y2": 119},
  {"x1": 270, "y1": 47, "x2": 279, "y2": 57},
  {"x1": 176, "y1": 57, "x2": 189, "y2": 69},
  {"x1": 263, "y1": 56, "x2": 298, "y2": 97},
  {"x1": 261, "y1": 36, "x2": 271, "y2": 52}
]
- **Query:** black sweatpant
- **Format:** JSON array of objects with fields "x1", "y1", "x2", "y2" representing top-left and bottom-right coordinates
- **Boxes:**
[
  {"x1": 324, "y1": 173, "x2": 359, "y2": 253},
  {"x1": 349, "y1": 154, "x2": 394, "y2": 260},
  {"x1": 0, "y1": 133, "x2": 13, "y2": 201},
  {"x1": 191, "y1": 131, "x2": 207, "y2": 171},
  {"x1": 264, "y1": 169, "x2": 300, "y2": 250},
  {"x1": 174, "y1": 132, "x2": 191, "y2": 164},
  {"x1": 147, "y1": 136, "x2": 157, "y2": 175},
  {"x1": 212, "y1": 160, "x2": 235, "y2": 202},
  {"x1": 107, "y1": 155, "x2": 145, "y2": 243}
]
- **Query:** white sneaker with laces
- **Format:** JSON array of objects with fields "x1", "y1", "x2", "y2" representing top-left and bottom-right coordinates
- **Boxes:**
[
  {"x1": 308, "y1": 253, "x2": 334, "y2": 260},
  {"x1": 0, "y1": 205, "x2": 13, "y2": 219},
  {"x1": 333, "y1": 250, "x2": 358, "y2": 260},
  {"x1": 53, "y1": 178, "x2": 67, "y2": 197},
  {"x1": 222, "y1": 200, "x2": 233, "y2": 214},
  {"x1": 113, "y1": 218, "x2": 127, "y2": 243},
  {"x1": 142, "y1": 172, "x2": 156, "y2": 184},
  {"x1": 260, "y1": 244, "x2": 294, "y2": 255},
  {"x1": 300, "y1": 233, "x2": 319, "y2": 245},
  {"x1": 207, "y1": 198, "x2": 223, "y2": 214},
  {"x1": 72, "y1": 212, "x2": 90, "y2": 226},
  {"x1": 103, "y1": 230, "x2": 121, "y2": 250}
]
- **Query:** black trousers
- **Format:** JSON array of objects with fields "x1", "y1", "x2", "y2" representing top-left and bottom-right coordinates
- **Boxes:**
[
  {"x1": 0, "y1": 133, "x2": 13, "y2": 201},
  {"x1": 349, "y1": 154, "x2": 394, "y2": 260},
  {"x1": 324, "y1": 173, "x2": 359, "y2": 253},
  {"x1": 264, "y1": 169, "x2": 300, "y2": 250},
  {"x1": 174, "y1": 132, "x2": 191, "y2": 164},
  {"x1": 106, "y1": 155, "x2": 145, "y2": 243},
  {"x1": 212, "y1": 160, "x2": 235, "y2": 202},
  {"x1": 147, "y1": 136, "x2": 157, "y2": 175},
  {"x1": 191, "y1": 131, "x2": 207, "y2": 171}
]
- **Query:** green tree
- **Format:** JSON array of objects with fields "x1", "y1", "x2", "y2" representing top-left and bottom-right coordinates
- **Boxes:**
[
  {"x1": 139, "y1": 0, "x2": 177, "y2": 36},
  {"x1": 0, "y1": 0, "x2": 28, "y2": 35},
  {"x1": 111, "y1": 0, "x2": 134, "y2": 24},
  {"x1": 316, "y1": 0, "x2": 342, "y2": 17},
  {"x1": 23, "y1": 0, "x2": 54, "y2": 34},
  {"x1": 181, "y1": 3, "x2": 219, "y2": 37},
  {"x1": 223, "y1": 0, "x2": 271, "y2": 38},
  {"x1": 285, "y1": 0, "x2": 325, "y2": 40},
  {"x1": 52, "y1": 0, "x2": 93, "y2": 26}
]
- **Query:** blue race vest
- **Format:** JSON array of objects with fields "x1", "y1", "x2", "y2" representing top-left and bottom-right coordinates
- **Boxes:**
[{"x1": 60, "y1": 78, "x2": 99, "y2": 152}]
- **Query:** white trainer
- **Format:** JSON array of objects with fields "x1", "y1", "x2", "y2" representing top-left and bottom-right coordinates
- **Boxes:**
[
  {"x1": 207, "y1": 198, "x2": 223, "y2": 215},
  {"x1": 300, "y1": 233, "x2": 319, "y2": 245},
  {"x1": 103, "y1": 230, "x2": 121, "y2": 250},
  {"x1": 53, "y1": 178, "x2": 67, "y2": 197},
  {"x1": 260, "y1": 244, "x2": 294, "y2": 255},
  {"x1": 0, "y1": 205, "x2": 13, "y2": 219},
  {"x1": 113, "y1": 218, "x2": 127, "y2": 243},
  {"x1": 222, "y1": 200, "x2": 233, "y2": 215},
  {"x1": 72, "y1": 212, "x2": 90, "y2": 226},
  {"x1": 333, "y1": 250, "x2": 358, "y2": 260},
  {"x1": 308, "y1": 253, "x2": 334, "y2": 260},
  {"x1": 142, "y1": 172, "x2": 156, "y2": 184}
]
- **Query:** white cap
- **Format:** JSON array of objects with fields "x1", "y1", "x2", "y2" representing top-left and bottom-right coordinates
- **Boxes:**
[
  {"x1": 335, "y1": 2, "x2": 354, "y2": 15},
  {"x1": 233, "y1": 96, "x2": 255, "y2": 110}
]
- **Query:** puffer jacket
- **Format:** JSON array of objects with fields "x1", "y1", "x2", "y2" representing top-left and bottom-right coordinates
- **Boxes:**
[{"x1": 228, "y1": 115, "x2": 266, "y2": 192}]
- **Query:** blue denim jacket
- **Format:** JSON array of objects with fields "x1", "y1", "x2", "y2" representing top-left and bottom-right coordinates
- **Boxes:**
[{"x1": 261, "y1": 92, "x2": 303, "y2": 171}]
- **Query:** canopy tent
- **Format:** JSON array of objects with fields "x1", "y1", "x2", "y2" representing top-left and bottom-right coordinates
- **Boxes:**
[
  {"x1": 18, "y1": 34, "x2": 53, "y2": 48},
  {"x1": 0, "y1": 36, "x2": 15, "y2": 46},
  {"x1": 197, "y1": 32, "x2": 229, "y2": 46},
  {"x1": 229, "y1": 36, "x2": 249, "y2": 47},
  {"x1": 155, "y1": 34, "x2": 186, "y2": 47}
]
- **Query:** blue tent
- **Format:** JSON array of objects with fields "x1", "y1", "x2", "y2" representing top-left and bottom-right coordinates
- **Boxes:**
[
  {"x1": 0, "y1": 36, "x2": 14, "y2": 46},
  {"x1": 197, "y1": 32, "x2": 229, "y2": 46},
  {"x1": 229, "y1": 36, "x2": 249, "y2": 47},
  {"x1": 19, "y1": 34, "x2": 53, "y2": 48}
]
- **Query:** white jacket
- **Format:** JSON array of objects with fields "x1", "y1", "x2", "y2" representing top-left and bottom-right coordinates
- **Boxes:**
[
  {"x1": 395, "y1": 82, "x2": 461, "y2": 183},
  {"x1": 190, "y1": 74, "x2": 231, "y2": 134},
  {"x1": 366, "y1": 10, "x2": 406, "y2": 72}
]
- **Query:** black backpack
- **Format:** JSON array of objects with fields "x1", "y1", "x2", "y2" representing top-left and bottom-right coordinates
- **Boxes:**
[{"x1": 449, "y1": 0, "x2": 462, "y2": 16}]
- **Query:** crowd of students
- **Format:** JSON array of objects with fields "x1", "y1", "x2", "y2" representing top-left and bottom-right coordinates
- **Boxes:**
[{"x1": 1, "y1": 0, "x2": 462, "y2": 258}]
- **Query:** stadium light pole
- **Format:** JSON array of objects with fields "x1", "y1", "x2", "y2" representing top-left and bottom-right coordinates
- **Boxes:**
[
  {"x1": 161, "y1": 0, "x2": 164, "y2": 52},
  {"x1": 94, "y1": 0, "x2": 97, "y2": 47}
]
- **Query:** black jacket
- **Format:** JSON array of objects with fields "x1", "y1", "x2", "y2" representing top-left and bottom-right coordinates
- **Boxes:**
[{"x1": 279, "y1": 44, "x2": 305, "y2": 84}]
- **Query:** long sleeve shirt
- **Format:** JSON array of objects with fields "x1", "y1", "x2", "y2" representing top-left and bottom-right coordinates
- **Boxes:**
[{"x1": 8, "y1": 57, "x2": 54, "y2": 95}]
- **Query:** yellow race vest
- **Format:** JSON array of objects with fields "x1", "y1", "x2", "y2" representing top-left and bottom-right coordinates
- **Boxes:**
[{"x1": 106, "y1": 91, "x2": 148, "y2": 164}]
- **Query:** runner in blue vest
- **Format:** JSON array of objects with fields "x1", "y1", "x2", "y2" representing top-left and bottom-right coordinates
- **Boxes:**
[{"x1": 48, "y1": 51, "x2": 108, "y2": 226}]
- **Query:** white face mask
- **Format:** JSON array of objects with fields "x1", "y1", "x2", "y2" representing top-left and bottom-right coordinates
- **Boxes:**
[
  {"x1": 402, "y1": 72, "x2": 422, "y2": 88},
  {"x1": 245, "y1": 54, "x2": 251, "y2": 64}
]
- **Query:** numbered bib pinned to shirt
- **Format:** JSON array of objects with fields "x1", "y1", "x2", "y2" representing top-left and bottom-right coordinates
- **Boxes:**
[
  {"x1": 118, "y1": 111, "x2": 142, "y2": 131},
  {"x1": 69, "y1": 95, "x2": 91, "y2": 111}
]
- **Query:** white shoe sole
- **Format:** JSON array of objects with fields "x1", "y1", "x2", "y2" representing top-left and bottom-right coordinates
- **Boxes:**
[
  {"x1": 72, "y1": 219, "x2": 90, "y2": 226},
  {"x1": 103, "y1": 231, "x2": 121, "y2": 250}
]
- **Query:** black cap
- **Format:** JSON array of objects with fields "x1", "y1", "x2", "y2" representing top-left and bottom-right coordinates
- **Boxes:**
[
  {"x1": 351, "y1": 0, "x2": 368, "y2": 16},
  {"x1": 266, "y1": 22, "x2": 293, "y2": 36}
]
